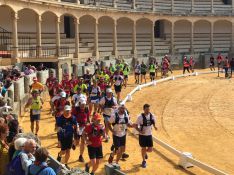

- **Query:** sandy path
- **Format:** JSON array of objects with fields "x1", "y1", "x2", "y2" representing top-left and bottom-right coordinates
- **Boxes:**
[{"x1": 19, "y1": 70, "x2": 233, "y2": 175}]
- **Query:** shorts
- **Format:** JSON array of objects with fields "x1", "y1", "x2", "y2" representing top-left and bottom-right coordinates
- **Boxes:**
[
  {"x1": 210, "y1": 62, "x2": 214, "y2": 66},
  {"x1": 30, "y1": 114, "x2": 40, "y2": 122},
  {"x1": 141, "y1": 72, "x2": 146, "y2": 75},
  {"x1": 135, "y1": 72, "x2": 140, "y2": 76},
  {"x1": 103, "y1": 114, "x2": 110, "y2": 123},
  {"x1": 150, "y1": 72, "x2": 155, "y2": 77},
  {"x1": 114, "y1": 85, "x2": 122, "y2": 93},
  {"x1": 113, "y1": 135, "x2": 126, "y2": 149},
  {"x1": 49, "y1": 90, "x2": 54, "y2": 97},
  {"x1": 139, "y1": 135, "x2": 153, "y2": 148},
  {"x1": 88, "y1": 145, "x2": 103, "y2": 159},
  {"x1": 61, "y1": 136, "x2": 73, "y2": 151},
  {"x1": 124, "y1": 75, "x2": 128, "y2": 79},
  {"x1": 90, "y1": 98, "x2": 100, "y2": 104},
  {"x1": 231, "y1": 67, "x2": 234, "y2": 71}
]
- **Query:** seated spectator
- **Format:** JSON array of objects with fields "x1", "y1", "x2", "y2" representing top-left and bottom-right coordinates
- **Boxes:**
[
  {"x1": 12, "y1": 137, "x2": 27, "y2": 160},
  {"x1": 0, "y1": 123, "x2": 9, "y2": 175},
  {"x1": 28, "y1": 147, "x2": 56, "y2": 175},
  {"x1": 20, "y1": 139, "x2": 36, "y2": 175},
  {"x1": 1, "y1": 79, "x2": 12, "y2": 97}
]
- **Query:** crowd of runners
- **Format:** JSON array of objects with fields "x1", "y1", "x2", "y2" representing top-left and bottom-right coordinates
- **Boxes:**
[{"x1": 22, "y1": 53, "x2": 234, "y2": 175}]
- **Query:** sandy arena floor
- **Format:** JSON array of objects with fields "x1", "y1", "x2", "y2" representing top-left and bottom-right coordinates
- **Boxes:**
[{"x1": 19, "y1": 70, "x2": 234, "y2": 175}]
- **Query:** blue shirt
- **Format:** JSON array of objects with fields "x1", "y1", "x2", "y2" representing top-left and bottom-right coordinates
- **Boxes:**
[
  {"x1": 56, "y1": 115, "x2": 77, "y2": 139},
  {"x1": 28, "y1": 162, "x2": 56, "y2": 175}
]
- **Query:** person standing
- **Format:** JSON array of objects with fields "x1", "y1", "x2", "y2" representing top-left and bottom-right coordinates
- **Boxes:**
[
  {"x1": 183, "y1": 56, "x2": 190, "y2": 74},
  {"x1": 134, "y1": 104, "x2": 157, "y2": 168},
  {"x1": 223, "y1": 56, "x2": 230, "y2": 78},
  {"x1": 56, "y1": 105, "x2": 77, "y2": 169},
  {"x1": 230, "y1": 58, "x2": 234, "y2": 78},
  {"x1": 210, "y1": 55, "x2": 215, "y2": 71},
  {"x1": 83, "y1": 113, "x2": 106, "y2": 175},
  {"x1": 189, "y1": 56, "x2": 195, "y2": 73},
  {"x1": 140, "y1": 61, "x2": 147, "y2": 84},
  {"x1": 25, "y1": 90, "x2": 43, "y2": 136},
  {"x1": 134, "y1": 61, "x2": 141, "y2": 84},
  {"x1": 217, "y1": 53, "x2": 223, "y2": 71},
  {"x1": 108, "y1": 105, "x2": 132, "y2": 165},
  {"x1": 149, "y1": 60, "x2": 156, "y2": 81}
]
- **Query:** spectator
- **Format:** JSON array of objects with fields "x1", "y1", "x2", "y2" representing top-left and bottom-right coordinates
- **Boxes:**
[
  {"x1": 37, "y1": 63, "x2": 47, "y2": 71},
  {"x1": 28, "y1": 147, "x2": 56, "y2": 175},
  {"x1": 20, "y1": 139, "x2": 36, "y2": 175},
  {"x1": 1, "y1": 79, "x2": 12, "y2": 97},
  {"x1": 12, "y1": 137, "x2": 27, "y2": 160},
  {"x1": 0, "y1": 123, "x2": 9, "y2": 175}
]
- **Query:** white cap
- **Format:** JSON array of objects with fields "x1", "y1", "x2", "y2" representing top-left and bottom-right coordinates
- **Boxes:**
[
  {"x1": 106, "y1": 88, "x2": 112, "y2": 93},
  {"x1": 60, "y1": 91, "x2": 66, "y2": 98},
  {"x1": 64, "y1": 105, "x2": 71, "y2": 111}
]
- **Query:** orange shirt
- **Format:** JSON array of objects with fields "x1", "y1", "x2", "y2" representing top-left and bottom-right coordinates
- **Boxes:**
[{"x1": 31, "y1": 82, "x2": 44, "y2": 91}]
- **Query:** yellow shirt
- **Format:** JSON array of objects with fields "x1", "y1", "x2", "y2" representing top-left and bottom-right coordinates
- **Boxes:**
[{"x1": 31, "y1": 82, "x2": 44, "y2": 91}]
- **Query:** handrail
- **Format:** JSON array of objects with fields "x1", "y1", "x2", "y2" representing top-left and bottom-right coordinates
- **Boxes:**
[{"x1": 121, "y1": 71, "x2": 228, "y2": 175}]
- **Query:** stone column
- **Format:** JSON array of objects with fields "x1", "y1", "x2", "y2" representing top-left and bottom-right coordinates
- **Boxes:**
[
  {"x1": 190, "y1": 22, "x2": 194, "y2": 54},
  {"x1": 151, "y1": 21, "x2": 155, "y2": 55},
  {"x1": 36, "y1": 15, "x2": 42, "y2": 57},
  {"x1": 210, "y1": 22, "x2": 214, "y2": 53},
  {"x1": 231, "y1": 21, "x2": 234, "y2": 52},
  {"x1": 170, "y1": 22, "x2": 174, "y2": 54},
  {"x1": 56, "y1": 17, "x2": 61, "y2": 57},
  {"x1": 77, "y1": 0, "x2": 80, "y2": 4},
  {"x1": 171, "y1": 0, "x2": 174, "y2": 13},
  {"x1": 74, "y1": 18, "x2": 79, "y2": 61},
  {"x1": 12, "y1": 13, "x2": 18, "y2": 59},
  {"x1": 94, "y1": 19, "x2": 99, "y2": 59},
  {"x1": 191, "y1": 0, "x2": 194, "y2": 13},
  {"x1": 232, "y1": 0, "x2": 234, "y2": 13},
  {"x1": 211, "y1": 0, "x2": 214, "y2": 13},
  {"x1": 132, "y1": 20, "x2": 137, "y2": 56},
  {"x1": 152, "y1": 0, "x2": 155, "y2": 11},
  {"x1": 132, "y1": 0, "x2": 136, "y2": 9},
  {"x1": 113, "y1": 20, "x2": 118, "y2": 57},
  {"x1": 113, "y1": 0, "x2": 117, "y2": 8}
]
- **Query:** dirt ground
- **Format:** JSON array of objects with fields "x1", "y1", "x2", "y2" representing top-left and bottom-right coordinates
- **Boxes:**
[{"x1": 19, "y1": 70, "x2": 234, "y2": 175}]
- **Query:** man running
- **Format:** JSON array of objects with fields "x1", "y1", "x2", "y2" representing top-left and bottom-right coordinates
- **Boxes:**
[
  {"x1": 72, "y1": 86, "x2": 87, "y2": 108},
  {"x1": 140, "y1": 61, "x2": 147, "y2": 84},
  {"x1": 30, "y1": 77, "x2": 44, "y2": 93},
  {"x1": 25, "y1": 90, "x2": 43, "y2": 136},
  {"x1": 123, "y1": 62, "x2": 130, "y2": 87},
  {"x1": 83, "y1": 113, "x2": 106, "y2": 175},
  {"x1": 210, "y1": 55, "x2": 215, "y2": 71},
  {"x1": 56, "y1": 105, "x2": 77, "y2": 169},
  {"x1": 108, "y1": 105, "x2": 132, "y2": 165},
  {"x1": 134, "y1": 104, "x2": 157, "y2": 168},
  {"x1": 99, "y1": 88, "x2": 118, "y2": 142},
  {"x1": 134, "y1": 61, "x2": 141, "y2": 84},
  {"x1": 217, "y1": 53, "x2": 223, "y2": 71},
  {"x1": 112, "y1": 68, "x2": 124, "y2": 103},
  {"x1": 230, "y1": 58, "x2": 234, "y2": 78},
  {"x1": 149, "y1": 60, "x2": 156, "y2": 81},
  {"x1": 183, "y1": 56, "x2": 190, "y2": 74},
  {"x1": 223, "y1": 56, "x2": 230, "y2": 78},
  {"x1": 46, "y1": 70, "x2": 56, "y2": 99},
  {"x1": 88, "y1": 79, "x2": 101, "y2": 114},
  {"x1": 189, "y1": 56, "x2": 195, "y2": 73}
]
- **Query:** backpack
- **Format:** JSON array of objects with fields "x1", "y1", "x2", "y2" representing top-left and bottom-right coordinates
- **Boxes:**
[
  {"x1": 28, "y1": 164, "x2": 48, "y2": 175},
  {"x1": 140, "y1": 113, "x2": 155, "y2": 131},
  {"x1": 112, "y1": 112, "x2": 128, "y2": 126},
  {"x1": 7, "y1": 153, "x2": 25, "y2": 175}
]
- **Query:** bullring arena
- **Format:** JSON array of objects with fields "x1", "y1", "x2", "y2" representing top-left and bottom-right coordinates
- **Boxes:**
[{"x1": 0, "y1": 0, "x2": 234, "y2": 175}]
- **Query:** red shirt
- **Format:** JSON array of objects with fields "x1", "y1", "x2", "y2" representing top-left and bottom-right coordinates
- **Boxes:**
[
  {"x1": 217, "y1": 55, "x2": 223, "y2": 63},
  {"x1": 46, "y1": 77, "x2": 56, "y2": 89},
  {"x1": 84, "y1": 123, "x2": 104, "y2": 147},
  {"x1": 53, "y1": 83, "x2": 64, "y2": 96},
  {"x1": 72, "y1": 107, "x2": 90, "y2": 126},
  {"x1": 61, "y1": 80, "x2": 72, "y2": 95},
  {"x1": 98, "y1": 82, "x2": 107, "y2": 92},
  {"x1": 183, "y1": 60, "x2": 190, "y2": 67},
  {"x1": 70, "y1": 79, "x2": 79, "y2": 89}
]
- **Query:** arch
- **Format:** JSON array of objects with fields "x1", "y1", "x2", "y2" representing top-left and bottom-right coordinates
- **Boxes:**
[
  {"x1": 194, "y1": 19, "x2": 211, "y2": 25},
  {"x1": 60, "y1": 13, "x2": 77, "y2": 20},
  {"x1": 0, "y1": 4, "x2": 15, "y2": 13},
  {"x1": 174, "y1": 20, "x2": 191, "y2": 34},
  {"x1": 18, "y1": 8, "x2": 38, "y2": 33},
  {"x1": 41, "y1": 11, "x2": 58, "y2": 18},
  {"x1": 214, "y1": 20, "x2": 232, "y2": 33},
  {"x1": 98, "y1": 16, "x2": 114, "y2": 33},
  {"x1": 18, "y1": 8, "x2": 39, "y2": 16},
  {"x1": 194, "y1": 20, "x2": 211, "y2": 33},
  {"x1": 117, "y1": 17, "x2": 134, "y2": 23},
  {"x1": 0, "y1": 5, "x2": 15, "y2": 32},
  {"x1": 41, "y1": 11, "x2": 57, "y2": 36},
  {"x1": 136, "y1": 17, "x2": 152, "y2": 24},
  {"x1": 79, "y1": 14, "x2": 96, "y2": 21},
  {"x1": 98, "y1": 15, "x2": 114, "y2": 22}
]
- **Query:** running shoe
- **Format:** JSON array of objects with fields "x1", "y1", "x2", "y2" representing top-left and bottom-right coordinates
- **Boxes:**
[
  {"x1": 145, "y1": 154, "x2": 148, "y2": 160},
  {"x1": 141, "y1": 160, "x2": 147, "y2": 168},
  {"x1": 57, "y1": 153, "x2": 61, "y2": 162},
  {"x1": 108, "y1": 154, "x2": 114, "y2": 164},
  {"x1": 78, "y1": 155, "x2": 85, "y2": 162},
  {"x1": 110, "y1": 145, "x2": 115, "y2": 151},
  {"x1": 122, "y1": 153, "x2": 129, "y2": 159},
  {"x1": 85, "y1": 163, "x2": 90, "y2": 173}
]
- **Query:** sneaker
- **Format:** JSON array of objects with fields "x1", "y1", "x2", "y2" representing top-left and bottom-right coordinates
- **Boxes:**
[
  {"x1": 145, "y1": 154, "x2": 148, "y2": 160},
  {"x1": 85, "y1": 163, "x2": 90, "y2": 173},
  {"x1": 57, "y1": 153, "x2": 61, "y2": 162},
  {"x1": 108, "y1": 154, "x2": 114, "y2": 164},
  {"x1": 72, "y1": 144, "x2": 76, "y2": 150},
  {"x1": 78, "y1": 155, "x2": 85, "y2": 162},
  {"x1": 110, "y1": 145, "x2": 115, "y2": 152},
  {"x1": 141, "y1": 161, "x2": 147, "y2": 168},
  {"x1": 122, "y1": 153, "x2": 129, "y2": 159}
]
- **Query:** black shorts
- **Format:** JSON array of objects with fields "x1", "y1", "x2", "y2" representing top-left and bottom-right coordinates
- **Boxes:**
[
  {"x1": 88, "y1": 145, "x2": 103, "y2": 159},
  {"x1": 141, "y1": 72, "x2": 146, "y2": 75},
  {"x1": 30, "y1": 114, "x2": 40, "y2": 122},
  {"x1": 60, "y1": 136, "x2": 73, "y2": 151},
  {"x1": 139, "y1": 135, "x2": 153, "y2": 148},
  {"x1": 150, "y1": 72, "x2": 155, "y2": 77},
  {"x1": 114, "y1": 85, "x2": 122, "y2": 93},
  {"x1": 135, "y1": 72, "x2": 140, "y2": 76},
  {"x1": 113, "y1": 135, "x2": 126, "y2": 149},
  {"x1": 124, "y1": 75, "x2": 128, "y2": 79},
  {"x1": 49, "y1": 89, "x2": 54, "y2": 97}
]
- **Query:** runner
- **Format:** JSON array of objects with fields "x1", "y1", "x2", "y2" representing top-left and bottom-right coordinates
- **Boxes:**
[
  {"x1": 83, "y1": 69, "x2": 93, "y2": 88},
  {"x1": 217, "y1": 53, "x2": 223, "y2": 71},
  {"x1": 223, "y1": 56, "x2": 230, "y2": 78},
  {"x1": 109, "y1": 63, "x2": 116, "y2": 75},
  {"x1": 210, "y1": 55, "x2": 215, "y2": 71},
  {"x1": 56, "y1": 105, "x2": 77, "y2": 169},
  {"x1": 25, "y1": 90, "x2": 43, "y2": 136},
  {"x1": 53, "y1": 91, "x2": 70, "y2": 118},
  {"x1": 162, "y1": 57, "x2": 170, "y2": 78},
  {"x1": 71, "y1": 87, "x2": 87, "y2": 107},
  {"x1": 123, "y1": 62, "x2": 130, "y2": 87},
  {"x1": 46, "y1": 70, "x2": 56, "y2": 99},
  {"x1": 134, "y1": 61, "x2": 141, "y2": 84},
  {"x1": 73, "y1": 78, "x2": 88, "y2": 96},
  {"x1": 88, "y1": 79, "x2": 101, "y2": 114},
  {"x1": 108, "y1": 105, "x2": 132, "y2": 165},
  {"x1": 61, "y1": 74, "x2": 72, "y2": 98},
  {"x1": 164, "y1": 55, "x2": 173, "y2": 74},
  {"x1": 112, "y1": 68, "x2": 124, "y2": 103},
  {"x1": 183, "y1": 56, "x2": 190, "y2": 74},
  {"x1": 99, "y1": 88, "x2": 118, "y2": 142},
  {"x1": 83, "y1": 113, "x2": 106, "y2": 175},
  {"x1": 72, "y1": 99, "x2": 90, "y2": 162},
  {"x1": 140, "y1": 61, "x2": 147, "y2": 84},
  {"x1": 189, "y1": 56, "x2": 195, "y2": 73},
  {"x1": 134, "y1": 104, "x2": 157, "y2": 168},
  {"x1": 149, "y1": 60, "x2": 156, "y2": 81},
  {"x1": 30, "y1": 77, "x2": 44, "y2": 93},
  {"x1": 98, "y1": 77, "x2": 108, "y2": 97},
  {"x1": 230, "y1": 58, "x2": 234, "y2": 78}
]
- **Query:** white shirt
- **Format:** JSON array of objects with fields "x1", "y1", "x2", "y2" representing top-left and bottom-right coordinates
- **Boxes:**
[
  {"x1": 72, "y1": 93, "x2": 87, "y2": 106},
  {"x1": 99, "y1": 96, "x2": 118, "y2": 116},
  {"x1": 109, "y1": 111, "x2": 131, "y2": 137},
  {"x1": 113, "y1": 75, "x2": 123, "y2": 86},
  {"x1": 136, "y1": 113, "x2": 156, "y2": 136}
]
